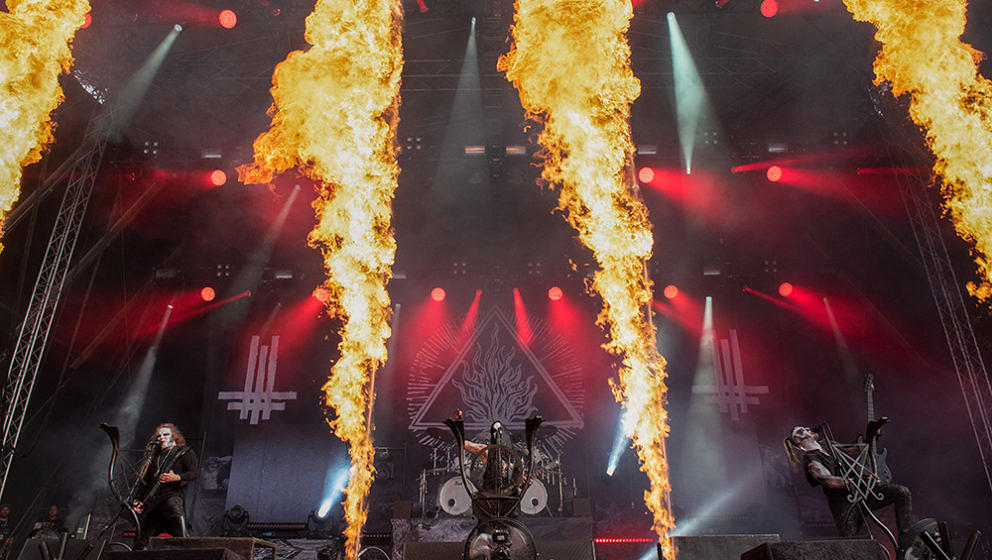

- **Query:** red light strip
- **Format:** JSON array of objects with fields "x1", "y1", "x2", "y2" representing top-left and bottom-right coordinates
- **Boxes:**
[{"x1": 593, "y1": 537, "x2": 656, "y2": 544}]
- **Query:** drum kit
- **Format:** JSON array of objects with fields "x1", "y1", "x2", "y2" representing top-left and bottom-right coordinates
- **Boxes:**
[{"x1": 418, "y1": 445, "x2": 571, "y2": 517}]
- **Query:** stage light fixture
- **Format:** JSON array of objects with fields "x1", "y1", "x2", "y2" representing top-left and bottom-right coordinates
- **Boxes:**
[
  {"x1": 210, "y1": 169, "x2": 227, "y2": 186},
  {"x1": 548, "y1": 286, "x2": 563, "y2": 301},
  {"x1": 306, "y1": 510, "x2": 334, "y2": 538},
  {"x1": 431, "y1": 287, "x2": 446, "y2": 302},
  {"x1": 218, "y1": 9, "x2": 238, "y2": 28},
  {"x1": 638, "y1": 167, "x2": 655, "y2": 184},
  {"x1": 778, "y1": 282, "x2": 793, "y2": 297},
  {"x1": 760, "y1": 0, "x2": 778, "y2": 17},
  {"x1": 201, "y1": 286, "x2": 216, "y2": 302},
  {"x1": 222, "y1": 505, "x2": 250, "y2": 537},
  {"x1": 766, "y1": 165, "x2": 783, "y2": 182},
  {"x1": 663, "y1": 284, "x2": 678, "y2": 300},
  {"x1": 313, "y1": 287, "x2": 330, "y2": 303}
]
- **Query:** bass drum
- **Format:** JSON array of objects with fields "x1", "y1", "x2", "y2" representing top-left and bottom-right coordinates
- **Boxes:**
[
  {"x1": 464, "y1": 517, "x2": 537, "y2": 560},
  {"x1": 438, "y1": 476, "x2": 472, "y2": 515},
  {"x1": 520, "y1": 479, "x2": 547, "y2": 515}
]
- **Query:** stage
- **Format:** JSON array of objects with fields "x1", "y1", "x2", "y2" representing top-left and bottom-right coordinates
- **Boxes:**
[{"x1": 1, "y1": 0, "x2": 992, "y2": 559}]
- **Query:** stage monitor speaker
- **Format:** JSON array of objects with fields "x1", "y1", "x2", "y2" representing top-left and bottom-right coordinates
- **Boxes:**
[
  {"x1": 741, "y1": 539, "x2": 887, "y2": 560},
  {"x1": 17, "y1": 538, "x2": 108, "y2": 560},
  {"x1": 673, "y1": 534, "x2": 780, "y2": 560},
  {"x1": 404, "y1": 540, "x2": 596, "y2": 560},
  {"x1": 108, "y1": 549, "x2": 241, "y2": 560},
  {"x1": 148, "y1": 538, "x2": 276, "y2": 560}
]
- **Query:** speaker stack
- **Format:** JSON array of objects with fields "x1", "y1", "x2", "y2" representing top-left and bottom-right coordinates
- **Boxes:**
[
  {"x1": 17, "y1": 537, "x2": 107, "y2": 560},
  {"x1": 741, "y1": 539, "x2": 888, "y2": 560},
  {"x1": 672, "y1": 534, "x2": 781, "y2": 560},
  {"x1": 403, "y1": 540, "x2": 596, "y2": 560}
]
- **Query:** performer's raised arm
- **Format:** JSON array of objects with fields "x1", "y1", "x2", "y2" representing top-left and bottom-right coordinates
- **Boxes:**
[{"x1": 453, "y1": 409, "x2": 487, "y2": 455}]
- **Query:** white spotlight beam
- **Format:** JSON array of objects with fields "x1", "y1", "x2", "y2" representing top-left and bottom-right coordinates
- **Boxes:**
[
  {"x1": 667, "y1": 13, "x2": 707, "y2": 175},
  {"x1": 102, "y1": 25, "x2": 183, "y2": 141},
  {"x1": 115, "y1": 303, "x2": 174, "y2": 447}
]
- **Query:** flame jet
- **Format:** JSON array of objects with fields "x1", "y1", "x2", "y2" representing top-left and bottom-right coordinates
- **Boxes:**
[
  {"x1": 0, "y1": 0, "x2": 90, "y2": 253},
  {"x1": 238, "y1": 0, "x2": 403, "y2": 556},
  {"x1": 499, "y1": 0, "x2": 675, "y2": 550},
  {"x1": 843, "y1": 0, "x2": 992, "y2": 301}
]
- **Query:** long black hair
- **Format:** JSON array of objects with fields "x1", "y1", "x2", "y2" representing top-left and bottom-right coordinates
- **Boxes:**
[{"x1": 489, "y1": 421, "x2": 512, "y2": 447}]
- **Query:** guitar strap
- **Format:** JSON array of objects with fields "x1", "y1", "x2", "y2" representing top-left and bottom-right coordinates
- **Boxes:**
[{"x1": 157, "y1": 446, "x2": 189, "y2": 475}]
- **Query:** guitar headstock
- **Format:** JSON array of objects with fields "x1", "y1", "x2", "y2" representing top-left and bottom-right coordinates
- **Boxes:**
[{"x1": 864, "y1": 373, "x2": 875, "y2": 395}]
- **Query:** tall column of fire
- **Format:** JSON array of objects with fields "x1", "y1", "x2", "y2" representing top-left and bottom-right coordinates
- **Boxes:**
[
  {"x1": 843, "y1": 0, "x2": 992, "y2": 301},
  {"x1": 0, "y1": 0, "x2": 90, "y2": 253},
  {"x1": 238, "y1": 1, "x2": 403, "y2": 556},
  {"x1": 498, "y1": 0, "x2": 675, "y2": 552}
]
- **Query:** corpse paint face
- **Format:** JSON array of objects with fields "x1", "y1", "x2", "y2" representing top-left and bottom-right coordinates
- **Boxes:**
[
  {"x1": 156, "y1": 427, "x2": 175, "y2": 448},
  {"x1": 791, "y1": 426, "x2": 817, "y2": 447}
]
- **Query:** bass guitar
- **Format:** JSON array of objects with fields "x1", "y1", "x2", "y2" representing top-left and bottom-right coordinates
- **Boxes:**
[
  {"x1": 862, "y1": 373, "x2": 893, "y2": 485},
  {"x1": 133, "y1": 446, "x2": 190, "y2": 514}
]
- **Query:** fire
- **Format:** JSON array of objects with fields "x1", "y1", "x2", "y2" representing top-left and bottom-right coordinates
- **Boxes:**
[
  {"x1": 842, "y1": 0, "x2": 992, "y2": 301},
  {"x1": 499, "y1": 0, "x2": 675, "y2": 551},
  {"x1": 238, "y1": 0, "x2": 403, "y2": 556},
  {"x1": 0, "y1": 0, "x2": 90, "y2": 254}
]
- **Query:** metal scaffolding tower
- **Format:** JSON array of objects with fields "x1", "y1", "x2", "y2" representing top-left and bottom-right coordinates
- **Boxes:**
[
  {"x1": 0, "y1": 112, "x2": 110, "y2": 500},
  {"x1": 895, "y1": 155, "x2": 992, "y2": 496}
]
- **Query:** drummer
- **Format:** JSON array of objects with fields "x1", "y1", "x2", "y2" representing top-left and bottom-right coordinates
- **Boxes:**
[
  {"x1": 453, "y1": 410, "x2": 518, "y2": 492},
  {"x1": 452, "y1": 410, "x2": 514, "y2": 452}
]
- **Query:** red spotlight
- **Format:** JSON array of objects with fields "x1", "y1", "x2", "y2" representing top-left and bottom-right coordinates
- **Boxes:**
[
  {"x1": 313, "y1": 287, "x2": 330, "y2": 303},
  {"x1": 548, "y1": 286, "x2": 563, "y2": 301},
  {"x1": 431, "y1": 287, "x2": 446, "y2": 302},
  {"x1": 200, "y1": 286, "x2": 216, "y2": 302},
  {"x1": 766, "y1": 165, "x2": 783, "y2": 182},
  {"x1": 210, "y1": 169, "x2": 227, "y2": 186},
  {"x1": 663, "y1": 284, "x2": 678, "y2": 300},
  {"x1": 82, "y1": 12, "x2": 92, "y2": 28},
  {"x1": 760, "y1": 0, "x2": 778, "y2": 17},
  {"x1": 779, "y1": 282, "x2": 794, "y2": 297},
  {"x1": 638, "y1": 167, "x2": 655, "y2": 184},
  {"x1": 218, "y1": 9, "x2": 238, "y2": 29}
]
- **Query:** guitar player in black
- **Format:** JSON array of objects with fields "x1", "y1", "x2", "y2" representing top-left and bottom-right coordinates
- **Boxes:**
[
  {"x1": 786, "y1": 425, "x2": 913, "y2": 539},
  {"x1": 134, "y1": 423, "x2": 197, "y2": 548}
]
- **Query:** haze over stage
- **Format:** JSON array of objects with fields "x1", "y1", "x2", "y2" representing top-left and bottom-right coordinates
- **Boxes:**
[{"x1": 0, "y1": 1, "x2": 991, "y2": 559}]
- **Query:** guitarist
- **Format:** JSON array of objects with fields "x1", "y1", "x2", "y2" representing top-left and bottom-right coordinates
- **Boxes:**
[
  {"x1": 786, "y1": 425, "x2": 912, "y2": 539},
  {"x1": 0, "y1": 504, "x2": 13, "y2": 560},
  {"x1": 133, "y1": 423, "x2": 198, "y2": 548}
]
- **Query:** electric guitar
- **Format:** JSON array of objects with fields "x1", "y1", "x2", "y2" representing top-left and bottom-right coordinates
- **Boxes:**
[
  {"x1": 863, "y1": 374, "x2": 893, "y2": 485},
  {"x1": 134, "y1": 446, "x2": 190, "y2": 513}
]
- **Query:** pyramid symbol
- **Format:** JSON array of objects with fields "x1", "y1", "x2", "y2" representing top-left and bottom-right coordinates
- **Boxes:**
[{"x1": 409, "y1": 306, "x2": 584, "y2": 433}]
